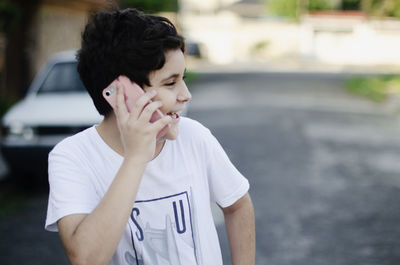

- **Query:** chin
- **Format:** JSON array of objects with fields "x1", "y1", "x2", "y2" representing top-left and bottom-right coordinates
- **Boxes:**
[
  {"x1": 156, "y1": 123, "x2": 179, "y2": 142},
  {"x1": 165, "y1": 123, "x2": 179, "y2": 140}
]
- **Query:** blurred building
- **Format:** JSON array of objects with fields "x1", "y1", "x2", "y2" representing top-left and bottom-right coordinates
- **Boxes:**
[
  {"x1": 4, "y1": 0, "x2": 400, "y2": 80},
  {"x1": 301, "y1": 11, "x2": 400, "y2": 66},
  {"x1": 0, "y1": 0, "x2": 110, "y2": 99},
  {"x1": 30, "y1": 0, "x2": 109, "y2": 77},
  {"x1": 180, "y1": 0, "x2": 240, "y2": 13},
  {"x1": 179, "y1": 0, "x2": 400, "y2": 69}
]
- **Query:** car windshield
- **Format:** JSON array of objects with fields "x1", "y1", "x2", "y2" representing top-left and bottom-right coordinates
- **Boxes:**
[{"x1": 38, "y1": 62, "x2": 86, "y2": 93}]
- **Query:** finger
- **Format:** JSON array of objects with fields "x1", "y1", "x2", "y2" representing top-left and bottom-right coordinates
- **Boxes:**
[
  {"x1": 131, "y1": 90, "x2": 157, "y2": 119},
  {"x1": 135, "y1": 100, "x2": 164, "y2": 124},
  {"x1": 115, "y1": 83, "x2": 129, "y2": 123},
  {"x1": 149, "y1": 114, "x2": 173, "y2": 132}
]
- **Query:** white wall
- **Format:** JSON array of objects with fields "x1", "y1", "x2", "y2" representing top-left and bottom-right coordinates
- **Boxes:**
[
  {"x1": 31, "y1": 5, "x2": 87, "y2": 75},
  {"x1": 302, "y1": 18, "x2": 400, "y2": 65},
  {"x1": 181, "y1": 10, "x2": 400, "y2": 67},
  {"x1": 180, "y1": 0, "x2": 240, "y2": 13}
]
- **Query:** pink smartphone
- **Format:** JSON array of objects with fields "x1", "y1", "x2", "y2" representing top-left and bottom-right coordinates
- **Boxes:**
[
  {"x1": 102, "y1": 75, "x2": 168, "y2": 138},
  {"x1": 102, "y1": 75, "x2": 162, "y2": 123}
]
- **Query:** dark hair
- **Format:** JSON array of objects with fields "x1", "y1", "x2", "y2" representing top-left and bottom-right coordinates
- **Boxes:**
[{"x1": 77, "y1": 8, "x2": 185, "y2": 116}]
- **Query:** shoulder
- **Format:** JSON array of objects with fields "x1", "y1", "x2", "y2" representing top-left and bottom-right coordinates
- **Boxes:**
[
  {"x1": 177, "y1": 117, "x2": 216, "y2": 147},
  {"x1": 50, "y1": 126, "x2": 97, "y2": 157},
  {"x1": 175, "y1": 117, "x2": 220, "y2": 154},
  {"x1": 178, "y1": 117, "x2": 212, "y2": 140},
  {"x1": 48, "y1": 126, "x2": 100, "y2": 181}
]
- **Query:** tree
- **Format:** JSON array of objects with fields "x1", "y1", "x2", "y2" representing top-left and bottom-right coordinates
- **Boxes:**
[
  {"x1": 267, "y1": 0, "x2": 400, "y2": 19},
  {"x1": 341, "y1": 0, "x2": 360, "y2": 10},
  {"x1": 367, "y1": 0, "x2": 400, "y2": 19},
  {"x1": 0, "y1": 0, "x2": 39, "y2": 101},
  {"x1": 341, "y1": 0, "x2": 400, "y2": 18},
  {"x1": 121, "y1": 0, "x2": 178, "y2": 13},
  {"x1": 0, "y1": 1, "x2": 19, "y2": 34}
]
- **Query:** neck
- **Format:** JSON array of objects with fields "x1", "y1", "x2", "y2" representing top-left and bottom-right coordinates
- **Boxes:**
[{"x1": 96, "y1": 114, "x2": 165, "y2": 159}]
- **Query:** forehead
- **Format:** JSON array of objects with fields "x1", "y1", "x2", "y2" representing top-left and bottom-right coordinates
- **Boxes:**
[{"x1": 149, "y1": 49, "x2": 185, "y2": 83}]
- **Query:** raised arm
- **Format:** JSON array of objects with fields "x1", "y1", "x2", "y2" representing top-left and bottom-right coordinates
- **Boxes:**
[
  {"x1": 57, "y1": 158, "x2": 147, "y2": 265},
  {"x1": 56, "y1": 87, "x2": 172, "y2": 265}
]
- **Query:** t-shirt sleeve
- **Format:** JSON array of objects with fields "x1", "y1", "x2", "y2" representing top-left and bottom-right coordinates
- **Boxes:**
[
  {"x1": 45, "y1": 142, "x2": 99, "y2": 232},
  {"x1": 203, "y1": 128, "x2": 250, "y2": 208}
]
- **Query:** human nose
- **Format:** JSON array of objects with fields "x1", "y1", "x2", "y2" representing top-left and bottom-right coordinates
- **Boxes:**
[{"x1": 177, "y1": 82, "x2": 192, "y2": 103}]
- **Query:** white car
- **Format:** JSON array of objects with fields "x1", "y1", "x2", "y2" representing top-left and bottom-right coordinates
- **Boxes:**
[
  {"x1": 1, "y1": 50, "x2": 190, "y2": 180},
  {"x1": 1, "y1": 50, "x2": 102, "y2": 179}
]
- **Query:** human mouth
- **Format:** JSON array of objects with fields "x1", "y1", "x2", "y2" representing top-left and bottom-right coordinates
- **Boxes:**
[{"x1": 167, "y1": 112, "x2": 180, "y2": 120}]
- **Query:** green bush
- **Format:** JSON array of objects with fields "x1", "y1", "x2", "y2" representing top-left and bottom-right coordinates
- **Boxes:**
[
  {"x1": 184, "y1": 71, "x2": 198, "y2": 87},
  {"x1": 268, "y1": 0, "x2": 296, "y2": 19},
  {"x1": 0, "y1": 96, "x2": 13, "y2": 118},
  {"x1": 267, "y1": 0, "x2": 333, "y2": 19},
  {"x1": 309, "y1": 0, "x2": 333, "y2": 11},
  {"x1": 346, "y1": 75, "x2": 400, "y2": 103}
]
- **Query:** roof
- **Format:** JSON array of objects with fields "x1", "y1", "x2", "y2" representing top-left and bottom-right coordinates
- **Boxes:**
[{"x1": 48, "y1": 50, "x2": 78, "y2": 63}]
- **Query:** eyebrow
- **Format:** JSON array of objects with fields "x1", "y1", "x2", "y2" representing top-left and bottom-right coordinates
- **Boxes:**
[
  {"x1": 161, "y1": 73, "x2": 179, "y2": 83},
  {"x1": 160, "y1": 68, "x2": 187, "y2": 83}
]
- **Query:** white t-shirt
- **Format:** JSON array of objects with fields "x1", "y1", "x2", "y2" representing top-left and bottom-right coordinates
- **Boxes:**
[{"x1": 45, "y1": 117, "x2": 249, "y2": 265}]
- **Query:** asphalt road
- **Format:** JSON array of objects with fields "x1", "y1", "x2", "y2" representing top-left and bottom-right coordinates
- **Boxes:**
[
  {"x1": 188, "y1": 72, "x2": 400, "y2": 265},
  {"x1": 2, "y1": 72, "x2": 400, "y2": 265}
]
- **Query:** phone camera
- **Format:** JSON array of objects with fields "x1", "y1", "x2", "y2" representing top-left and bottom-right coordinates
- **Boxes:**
[{"x1": 105, "y1": 86, "x2": 115, "y2": 97}]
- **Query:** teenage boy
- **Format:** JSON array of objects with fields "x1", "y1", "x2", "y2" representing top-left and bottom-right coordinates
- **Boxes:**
[{"x1": 45, "y1": 8, "x2": 255, "y2": 265}]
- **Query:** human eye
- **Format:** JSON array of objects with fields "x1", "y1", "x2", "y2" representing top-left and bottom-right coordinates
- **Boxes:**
[{"x1": 165, "y1": 81, "x2": 176, "y2": 86}]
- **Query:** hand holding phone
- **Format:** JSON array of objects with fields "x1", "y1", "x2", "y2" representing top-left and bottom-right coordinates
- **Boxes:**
[
  {"x1": 103, "y1": 75, "x2": 164, "y2": 122},
  {"x1": 102, "y1": 75, "x2": 168, "y2": 139}
]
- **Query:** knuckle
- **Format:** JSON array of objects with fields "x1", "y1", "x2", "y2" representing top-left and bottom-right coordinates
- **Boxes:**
[
  {"x1": 144, "y1": 102, "x2": 159, "y2": 113},
  {"x1": 143, "y1": 106, "x2": 153, "y2": 115},
  {"x1": 141, "y1": 93, "x2": 151, "y2": 102},
  {"x1": 134, "y1": 99, "x2": 144, "y2": 109}
]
